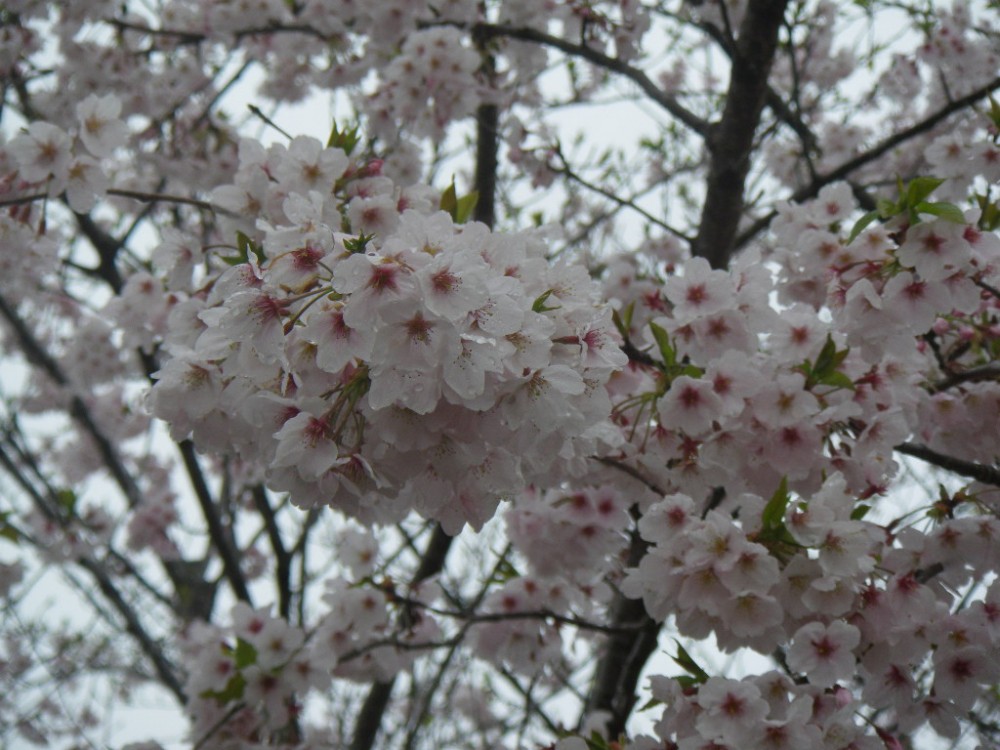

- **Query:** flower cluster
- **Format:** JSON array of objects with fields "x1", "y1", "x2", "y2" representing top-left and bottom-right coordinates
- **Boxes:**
[{"x1": 148, "y1": 134, "x2": 625, "y2": 533}]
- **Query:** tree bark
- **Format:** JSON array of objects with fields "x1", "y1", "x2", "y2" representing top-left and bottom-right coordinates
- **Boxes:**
[{"x1": 691, "y1": 0, "x2": 790, "y2": 269}]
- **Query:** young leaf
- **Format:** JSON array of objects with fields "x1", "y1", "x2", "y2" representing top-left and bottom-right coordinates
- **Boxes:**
[
  {"x1": 818, "y1": 370, "x2": 855, "y2": 391},
  {"x1": 850, "y1": 504, "x2": 871, "y2": 521},
  {"x1": 327, "y1": 121, "x2": 361, "y2": 154},
  {"x1": 904, "y1": 176, "x2": 945, "y2": 207},
  {"x1": 847, "y1": 210, "x2": 879, "y2": 244},
  {"x1": 235, "y1": 231, "x2": 263, "y2": 265},
  {"x1": 761, "y1": 476, "x2": 790, "y2": 534},
  {"x1": 440, "y1": 180, "x2": 458, "y2": 219},
  {"x1": 454, "y1": 191, "x2": 479, "y2": 224},
  {"x1": 914, "y1": 201, "x2": 965, "y2": 223},
  {"x1": 56, "y1": 488, "x2": 78, "y2": 516},
  {"x1": 233, "y1": 638, "x2": 258, "y2": 669},
  {"x1": 648, "y1": 321, "x2": 676, "y2": 368},
  {"x1": 672, "y1": 640, "x2": 709, "y2": 684}
]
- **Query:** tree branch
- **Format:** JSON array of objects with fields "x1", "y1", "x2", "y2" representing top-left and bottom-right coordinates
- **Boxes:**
[
  {"x1": 0, "y1": 441, "x2": 185, "y2": 704},
  {"x1": 252, "y1": 485, "x2": 292, "y2": 618},
  {"x1": 0, "y1": 291, "x2": 144, "y2": 509},
  {"x1": 691, "y1": 0, "x2": 790, "y2": 269},
  {"x1": 178, "y1": 439, "x2": 252, "y2": 604},
  {"x1": 735, "y1": 75, "x2": 1000, "y2": 249},
  {"x1": 895, "y1": 442, "x2": 1000, "y2": 488},
  {"x1": 471, "y1": 23, "x2": 710, "y2": 137},
  {"x1": 349, "y1": 524, "x2": 454, "y2": 750},
  {"x1": 581, "y1": 525, "x2": 661, "y2": 739}
]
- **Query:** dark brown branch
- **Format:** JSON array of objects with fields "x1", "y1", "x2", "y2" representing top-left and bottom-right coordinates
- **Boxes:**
[
  {"x1": 930, "y1": 363, "x2": 1000, "y2": 393},
  {"x1": 895, "y1": 442, "x2": 1000, "y2": 487},
  {"x1": 79, "y1": 556, "x2": 187, "y2": 702},
  {"x1": 552, "y1": 148, "x2": 693, "y2": 242},
  {"x1": 0, "y1": 442, "x2": 185, "y2": 703},
  {"x1": 74, "y1": 212, "x2": 125, "y2": 292},
  {"x1": 593, "y1": 456, "x2": 666, "y2": 497},
  {"x1": 104, "y1": 17, "x2": 335, "y2": 44},
  {"x1": 0, "y1": 191, "x2": 47, "y2": 208},
  {"x1": 0, "y1": 292, "x2": 145, "y2": 509},
  {"x1": 691, "y1": 0, "x2": 790, "y2": 269},
  {"x1": 107, "y1": 188, "x2": 220, "y2": 212},
  {"x1": 581, "y1": 526, "x2": 661, "y2": 739},
  {"x1": 350, "y1": 524, "x2": 454, "y2": 750},
  {"x1": 178, "y1": 439, "x2": 252, "y2": 604},
  {"x1": 735, "y1": 75, "x2": 1000, "y2": 249},
  {"x1": 471, "y1": 23, "x2": 710, "y2": 137},
  {"x1": 697, "y1": 19, "x2": 819, "y2": 154},
  {"x1": 252, "y1": 485, "x2": 292, "y2": 618}
]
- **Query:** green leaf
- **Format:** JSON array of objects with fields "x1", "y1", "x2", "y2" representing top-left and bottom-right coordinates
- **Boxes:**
[
  {"x1": 850, "y1": 504, "x2": 871, "y2": 521},
  {"x1": 0, "y1": 512, "x2": 20, "y2": 544},
  {"x1": 440, "y1": 180, "x2": 458, "y2": 219},
  {"x1": 56, "y1": 489, "x2": 78, "y2": 516},
  {"x1": 976, "y1": 193, "x2": 1000, "y2": 230},
  {"x1": 440, "y1": 179, "x2": 478, "y2": 224},
  {"x1": 202, "y1": 672, "x2": 246, "y2": 704},
  {"x1": 648, "y1": 321, "x2": 675, "y2": 368},
  {"x1": 761, "y1": 476, "x2": 790, "y2": 534},
  {"x1": 904, "y1": 176, "x2": 945, "y2": 207},
  {"x1": 915, "y1": 201, "x2": 965, "y2": 223},
  {"x1": 326, "y1": 121, "x2": 361, "y2": 155},
  {"x1": 454, "y1": 191, "x2": 479, "y2": 224},
  {"x1": 811, "y1": 336, "x2": 838, "y2": 378},
  {"x1": 611, "y1": 307, "x2": 629, "y2": 339},
  {"x1": 233, "y1": 638, "x2": 258, "y2": 669},
  {"x1": 806, "y1": 335, "x2": 850, "y2": 389},
  {"x1": 818, "y1": 370, "x2": 855, "y2": 391},
  {"x1": 532, "y1": 289, "x2": 560, "y2": 313},
  {"x1": 671, "y1": 640, "x2": 709, "y2": 684},
  {"x1": 489, "y1": 559, "x2": 520, "y2": 585},
  {"x1": 638, "y1": 697, "x2": 663, "y2": 712},
  {"x1": 231, "y1": 231, "x2": 263, "y2": 266},
  {"x1": 847, "y1": 210, "x2": 879, "y2": 244},
  {"x1": 876, "y1": 197, "x2": 899, "y2": 220},
  {"x1": 673, "y1": 674, "x2": 701, "y2": 690},
  {"x1": 344, "y1": 232, "x2": 374, "y2": 254},
  {"x1": 585, "y1": 732, "x2": 611, "y2": 750},
  {"x1": 989, "y1": 95, "x2": 1000, "y2": 130}
]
